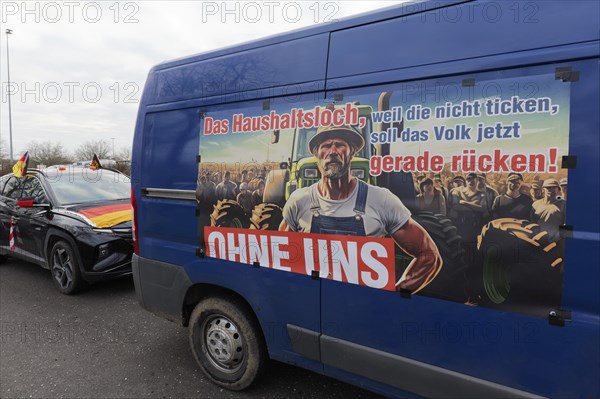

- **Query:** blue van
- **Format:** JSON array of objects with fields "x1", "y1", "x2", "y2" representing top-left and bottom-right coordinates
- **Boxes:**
[{"x1": 131, "y1": 1, "x2": 599, "y2": 397}]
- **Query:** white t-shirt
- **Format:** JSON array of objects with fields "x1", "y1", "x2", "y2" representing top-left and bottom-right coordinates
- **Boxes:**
[{"x1": 283, "y1": 180, "x2": 411, "y2": 237}]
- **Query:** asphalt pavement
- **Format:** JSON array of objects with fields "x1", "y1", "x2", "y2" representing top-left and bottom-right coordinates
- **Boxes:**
[{"x1": 0, "y1": 258, "x2": 382, "y2": 398}]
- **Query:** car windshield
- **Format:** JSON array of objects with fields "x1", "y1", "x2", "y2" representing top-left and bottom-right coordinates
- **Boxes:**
[{"x1": 45, "y1": 168, "x2": 130, "y2": 205}]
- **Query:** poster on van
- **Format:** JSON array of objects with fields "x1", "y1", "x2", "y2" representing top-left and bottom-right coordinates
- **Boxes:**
[{"x1": 196, "y1": 73, "x2": 570, "y2": 318}]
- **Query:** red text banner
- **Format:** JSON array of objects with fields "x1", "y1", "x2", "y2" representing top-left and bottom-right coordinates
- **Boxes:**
[{"x1": 205, "y1": 227, "x2": 396, "y2": 291}]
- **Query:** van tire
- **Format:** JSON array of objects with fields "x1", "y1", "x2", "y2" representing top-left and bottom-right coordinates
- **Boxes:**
[
  {"x1": 189, "y1": 296, "x2": 267, "y2": 391},
  {"x1": 411, "y1": 212, "x2": 469, "y2": 302},
  {"x1": 249, "y1": 203, "x2": 284, "y2": 230},
  {"x1": 0, "y1": 254, "x2": 8, "y2": 265},
  {"x1": 477, "y1": 218, "x2": 563, "y2": 312},
  {"x1": 210, "y1": 200, "x2": 250, "y2": 229}
]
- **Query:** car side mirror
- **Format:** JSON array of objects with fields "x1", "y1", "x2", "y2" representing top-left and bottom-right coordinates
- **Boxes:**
[
  {"x1": 16, "y1": 197, "x2": 51, "y2": 210},
  {"x1": 16, "y1": 199, "x2": 34, "y2": 208},
  {"x1": 279, "y1": 162, "x2": 289, "y2": 170}
]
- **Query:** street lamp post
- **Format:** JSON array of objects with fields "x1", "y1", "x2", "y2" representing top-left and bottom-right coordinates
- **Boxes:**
[{"x1": 5, "y1": 29, "x2": 14, "y2": 164}]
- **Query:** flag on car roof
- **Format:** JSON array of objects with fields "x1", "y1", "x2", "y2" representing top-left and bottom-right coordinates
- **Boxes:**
[
  {"x1": 12, "y1": 152, "x2": 29, "y2": 178},
  {"x1": 90, "y1": 153, "x2": 102, "y2": 170}
]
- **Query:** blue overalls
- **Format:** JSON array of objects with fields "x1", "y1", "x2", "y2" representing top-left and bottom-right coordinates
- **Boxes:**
[{"x1": 309, "y1": 180, "x2": 368, "y2": 236}]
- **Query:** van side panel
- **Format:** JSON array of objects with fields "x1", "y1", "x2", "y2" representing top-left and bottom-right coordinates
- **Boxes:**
[
  {"x1": 318, "y1": 57, "x2": 599, "y2": 397},
  {"x1": 150, "y1": 34, "x2": 330, "y2": 106},
  {"x1": 135, "y1": 70, "x2": 328, "y2": 373},
  {"x1": 327, "y1": 1, "x2": 600, "y2": 80},
  {"x1": 561, "y1": 60, "x2": 600, "y2": 315}
]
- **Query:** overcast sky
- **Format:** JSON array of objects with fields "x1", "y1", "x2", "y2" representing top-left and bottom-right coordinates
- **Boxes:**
[{"x1": 0, "y1": 1, "x2": 403, "y2": 160}]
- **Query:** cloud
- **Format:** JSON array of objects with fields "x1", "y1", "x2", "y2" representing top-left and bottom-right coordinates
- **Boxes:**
[{"x1": 0, "y1": 1, "x2": 405, "y2": 157}]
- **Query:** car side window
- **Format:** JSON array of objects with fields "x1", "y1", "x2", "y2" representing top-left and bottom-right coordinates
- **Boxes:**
[
  {"x1": 21, "y1": 177, "x2": 48, "y2": 204},
  {"x1": 0, "y1": 175, "x2": 8, "y2": 195},
  {"x1": 2, "y1": 176, "x2": 24, "y2": 200}
]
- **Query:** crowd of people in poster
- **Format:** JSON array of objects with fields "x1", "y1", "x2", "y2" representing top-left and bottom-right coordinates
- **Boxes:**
[{"x1": 198, "y1": 167, "x2": 567, "y2": 243}]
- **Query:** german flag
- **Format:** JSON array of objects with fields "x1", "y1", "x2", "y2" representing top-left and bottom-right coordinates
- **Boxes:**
[
  {"x1": 79, "y1": 203, "x2": 132, "y2": 228},
  {"x1": 90, "y1": 153, "x2": 102, "y2": 171},
  {"x1": 12, "y1": 152, "x2": 29, "y2": 178}
]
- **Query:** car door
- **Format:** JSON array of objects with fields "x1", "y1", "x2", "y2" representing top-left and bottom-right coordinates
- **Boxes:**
[
  {"x1": 17, "y1": 176, "x2": 51, "y2": 263},
  {"x1": 0, "y1": 176, "x2": 24, "y2": 254}
]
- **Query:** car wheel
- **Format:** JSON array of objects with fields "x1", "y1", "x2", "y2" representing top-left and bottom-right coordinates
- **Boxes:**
[
  {"x1": 189, "y1": 296, "x2": 267, "y2": 391},
  {"x1": 50, "y1": 240, "x2": 85, "y2": 295},
  {"x1": 0, "y1": 255, "x2": 8, "y2": 265}
]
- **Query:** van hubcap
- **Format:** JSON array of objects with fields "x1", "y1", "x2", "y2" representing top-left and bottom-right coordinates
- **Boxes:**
[{"x1": 202, "y1": 315, "x2": 244, "y2": 373}]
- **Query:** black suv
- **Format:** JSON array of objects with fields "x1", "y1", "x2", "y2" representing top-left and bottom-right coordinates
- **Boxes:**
[{"x1": 0, "y1": 166, "x2": 133, "y2": 294}]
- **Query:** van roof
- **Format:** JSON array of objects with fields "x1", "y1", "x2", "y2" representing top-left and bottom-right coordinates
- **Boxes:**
[
  {"x1": 145, "y1": 0, "x2": 599, "y2": 107},
  {"x1": 151, "y1": 0, "x2": 458, "y2": 71}
]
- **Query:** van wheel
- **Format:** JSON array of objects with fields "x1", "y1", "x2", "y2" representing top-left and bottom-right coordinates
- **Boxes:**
[
  {"x1": 49, "y1": 240, "x2": 86, "y2": 295},
  {"x1": 189, "y1": 296, "x2": 267, "y2": 391},
  {"x1": 411, "y1": 212, "x2": 469, "y2": 302},
  {"x1": 0, "y1": 254, "x2": 8, "y2": 265},
  {"x1": 210, "y1": 200, "x2": 249, "y2": 229},
  {"x1": 249, "y1": 203, "x2": 283, "y2": 230},
  {"x1": 477, "y1": 218, "x2": 563, "y2": 313}
]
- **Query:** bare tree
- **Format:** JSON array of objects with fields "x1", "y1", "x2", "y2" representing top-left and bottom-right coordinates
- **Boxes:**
[
  {"x1": 114, "y1": 146, "x2": 131, "y2": 161},
  {"x1": 0, "y1": 139, "x2": 8, "y2": 174},
  {"x1": 74, "y1": 139, "x2": 112, "y2": 161},
  {"x1": 0, "y1": 139, "x2": 7, "y2": 160},
  {"x1": 27, "y1": 141, "x2": 72, "y2": 167}
]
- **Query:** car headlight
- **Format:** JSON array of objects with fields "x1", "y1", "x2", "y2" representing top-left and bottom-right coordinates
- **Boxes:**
[
  {"x1": 304, "y1": 168, "x2": 318, "y2": 178},
  {"x1": 351, "y1": 169, "x2": 365, "y2": 179},
  {"x1": 93, "y1": 228, "x2": 114, "y2": 234}
]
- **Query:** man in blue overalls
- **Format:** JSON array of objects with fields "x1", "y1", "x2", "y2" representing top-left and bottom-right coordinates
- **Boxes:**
[{"x1": 280, "y1": 124, "x2": 442, "y2": 295}]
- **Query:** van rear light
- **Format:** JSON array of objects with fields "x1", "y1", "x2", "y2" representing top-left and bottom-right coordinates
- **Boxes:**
[{"x1": 131, "y1": 186, "x2": 139, "y2": 255}]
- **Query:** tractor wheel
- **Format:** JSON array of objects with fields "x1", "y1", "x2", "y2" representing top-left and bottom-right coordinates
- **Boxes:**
[
  {"x1": 410, "y1": 212, "x2": 469, "y2": 303},
  {"x1": 210, "y1": 200, "x2": 250, "y2": 229},
  {"x1": 477, "y1": 218, "x2": 563, "y2": 315},
  {"x1": 249, "y1": 203, "x2": 283, "y2": 231}
]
